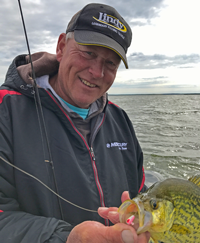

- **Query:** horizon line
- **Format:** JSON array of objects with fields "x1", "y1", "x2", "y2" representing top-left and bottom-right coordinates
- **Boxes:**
[{"x1": 108, "y1": 92, "x2": 200, "y2": 96}]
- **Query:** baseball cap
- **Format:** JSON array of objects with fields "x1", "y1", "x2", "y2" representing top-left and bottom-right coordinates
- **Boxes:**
[{"x1": 66, "y1": 3, "x2": 132, "y2": 68}]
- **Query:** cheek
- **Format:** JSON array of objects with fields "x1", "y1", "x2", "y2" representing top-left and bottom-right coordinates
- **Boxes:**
[
  {"x1": 104, "y1": 72, "x2": 116, "y2": 87},
  {"x1": 106, "y1": 80, "x2": 114, "y2": 89},
  {"x1": 70, "y1": 52, "x2": 90, "y2": 67},
  {"x1": 59, "y1": 59, "x2": 75, "y2": 80}
]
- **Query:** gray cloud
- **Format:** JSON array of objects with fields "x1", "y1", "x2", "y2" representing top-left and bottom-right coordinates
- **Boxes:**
[
  {"x1": 0, "y1": 0, "x2": 165, "y2": 56},
  {"x1": 0, "y1": 0, "x2": 166, "y2": 83},
  {"x1": 1, "y1": 0, "x2": 198, "y2": 89},
  {"x1": 105, "y1": 0, "x2": 166, "y2": 22},
  {"x1": 127, "y1": 52, "x2": 200, "y2": 69}
]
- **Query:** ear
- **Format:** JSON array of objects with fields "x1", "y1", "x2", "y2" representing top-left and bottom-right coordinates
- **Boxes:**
[{"x1": 56, "y1": 33, "x2": 67, "y2": 62}]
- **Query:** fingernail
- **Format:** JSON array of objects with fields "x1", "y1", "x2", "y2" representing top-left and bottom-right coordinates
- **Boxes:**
[
  {"x1": 98, "y1": 207, "x2": 108, "y2": 211},
  {"x1": 121, "y1": 230, "x2": 134, "y2": 243}
]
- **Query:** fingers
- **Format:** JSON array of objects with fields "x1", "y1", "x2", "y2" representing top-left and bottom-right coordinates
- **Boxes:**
[
  {"x1": 108, "y1": 210, "x2": 120, "y2": 224},
  {"x1": 98, "y1": 207, "x2": 118, "y2": 218},
  {"x1": 138, "y1": 231, "x2": 151, "y2": 242},
  {"x1": 98, "y1": 191, "x2": 131, "y2": 224},
  {"x1": 98, "y1": 207, "x2": 119, "y2": 224},
  {"x1": 121, "y1": 191, "x2": 130, "y2": 202}
]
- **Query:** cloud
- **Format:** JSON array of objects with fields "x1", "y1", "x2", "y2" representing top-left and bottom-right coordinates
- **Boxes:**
[
  {"x1": 113, "y1": 75, "x2": 168, "y2": 87},
  {"x1": 107, "y1": 0, "x2": 166, "y2": 19},
  {"x1": 0, "y1": 0, "x2": 167, "y2": 74},
  {"x1": 127, "y1": 53, "x2": 200, "y2": 69},
  {"x1": 0, "y1": 0, "x2": 166, "y2": 61},
  {"x1": 1, "y1": 0, "x2": 199, "y2": 94}
]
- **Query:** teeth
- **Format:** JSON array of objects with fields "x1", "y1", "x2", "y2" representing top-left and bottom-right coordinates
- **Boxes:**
[{"x1": 81, "y1": 79, "x2": 96, "y2": 88}]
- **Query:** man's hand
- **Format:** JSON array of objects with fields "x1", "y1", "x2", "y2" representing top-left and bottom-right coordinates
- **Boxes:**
[
  {"x1": 66, "y1": 220, "x2": 150, "y2": 243},
  {"x1": 67, "y1": 191, "x2": 150, "y2": 242}
]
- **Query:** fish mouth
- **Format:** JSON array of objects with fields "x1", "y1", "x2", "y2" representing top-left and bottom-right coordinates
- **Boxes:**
[{"x1": 118, "y1": 198, "x2": 152, "y2": 234}]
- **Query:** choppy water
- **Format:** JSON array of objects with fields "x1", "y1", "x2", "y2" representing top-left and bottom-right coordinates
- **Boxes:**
[{"x1": 108, "y1": 94, "x2": 200, "y2": 179}]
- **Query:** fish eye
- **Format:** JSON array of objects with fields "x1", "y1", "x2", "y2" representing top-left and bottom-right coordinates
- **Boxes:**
[{"x1": 150, "y1": 199, "x2": 158, "y2": 209}]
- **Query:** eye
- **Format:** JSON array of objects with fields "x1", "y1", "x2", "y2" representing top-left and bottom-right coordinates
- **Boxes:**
[
  {"x1": 79, "y1": 48, "x2": 96, "y2": 59},
  {"x1": 150, "y1": 199, "x2": 158, "y2": 209},
  {"x1": 82, "y1": 51, "x2": 95, "y2": 59},
  {"x1": 86, "y1": 51, "x2": 93, "y2": 56},
  {"x1": 107, "y1": 60, "x2": 115, "y2": 65},
  {"x1": 106, "y1": 60, "x2": 117, "y2": 70}
]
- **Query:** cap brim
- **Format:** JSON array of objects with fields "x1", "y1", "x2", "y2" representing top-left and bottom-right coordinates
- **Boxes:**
[{"x1": 74, "y1": 30, "x2": 128, "y2": 69}]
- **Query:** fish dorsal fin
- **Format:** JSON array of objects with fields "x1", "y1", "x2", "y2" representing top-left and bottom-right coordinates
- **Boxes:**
[{"x1": 188, "y1": 174, "x2": 200, "y2": 187}]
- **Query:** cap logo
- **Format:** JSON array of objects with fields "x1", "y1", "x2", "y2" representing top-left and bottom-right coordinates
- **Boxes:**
[{"x1": 93, "y1": 12, "x2": 127, "y2": 33}]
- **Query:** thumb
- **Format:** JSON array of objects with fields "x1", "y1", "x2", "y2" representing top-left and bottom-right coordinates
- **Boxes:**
[
  {"x1": 109, "y1": 224, "x2": 150, "y2": 243},
  {"x1": 106, "y1": 223, "x2": 136, "y2": 243}
]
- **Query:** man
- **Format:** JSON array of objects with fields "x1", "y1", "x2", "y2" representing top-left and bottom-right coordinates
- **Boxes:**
[{"x1": 0, "y1": 3, "x2": 149, "y2": 242}]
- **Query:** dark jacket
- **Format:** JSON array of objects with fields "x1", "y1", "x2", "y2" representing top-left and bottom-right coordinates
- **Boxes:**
[{"x1": 0, "y1": 54, "x2": 146, "y2": 242}]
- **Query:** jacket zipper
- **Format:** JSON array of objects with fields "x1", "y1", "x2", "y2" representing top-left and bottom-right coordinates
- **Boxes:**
[
  {"x1": 90, "y1": 146, "x2": 105, "y2": 206},
  {"x1": 90, "y1": 146, "x2": 109, "y2": 226},
  {"x1": 46, "y1": 91, "x2": 109, "y2": 224}
]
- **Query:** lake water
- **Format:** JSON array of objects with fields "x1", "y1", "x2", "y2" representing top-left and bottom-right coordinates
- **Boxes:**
[{"x1": 108, "y1": 94, "x2": 200, "y2": 179}]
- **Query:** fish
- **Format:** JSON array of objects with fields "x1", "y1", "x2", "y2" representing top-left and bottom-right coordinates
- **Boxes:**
[{"x1": 118, "y1": 174, "x2": 200, "y2": 243}]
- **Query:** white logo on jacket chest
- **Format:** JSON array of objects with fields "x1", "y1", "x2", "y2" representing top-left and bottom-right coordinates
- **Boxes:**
[{"x1": 106, "y1": 142, "x2": 128, "y2": 150}]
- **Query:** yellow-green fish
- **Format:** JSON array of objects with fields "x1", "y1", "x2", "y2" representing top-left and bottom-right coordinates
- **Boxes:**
[{"x1": 118, "y1": 174, "x2": 200, "y2": 243}]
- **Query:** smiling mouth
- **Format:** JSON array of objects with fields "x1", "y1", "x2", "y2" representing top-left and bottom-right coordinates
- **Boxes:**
[{"x1": 80, "y1": 78, "x2": 97, "y2": 88}]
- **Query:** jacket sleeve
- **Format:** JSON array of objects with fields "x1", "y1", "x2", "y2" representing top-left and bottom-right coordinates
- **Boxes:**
[
  {"x1": 0, "y1": 103, "x2": 73, "y2": 243},
  {"x1": 0, "y1": 174, "x2": 72, "y2": 243}
]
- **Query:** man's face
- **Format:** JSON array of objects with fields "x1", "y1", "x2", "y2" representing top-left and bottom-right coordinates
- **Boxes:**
[{"x1": 52, "y1": 33, "x2": 121, "y2": 109}]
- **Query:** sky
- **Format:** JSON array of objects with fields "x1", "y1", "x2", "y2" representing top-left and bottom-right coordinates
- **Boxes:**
[{"x1": 0, "y1": 0, "x2": 200, "y2": 94}]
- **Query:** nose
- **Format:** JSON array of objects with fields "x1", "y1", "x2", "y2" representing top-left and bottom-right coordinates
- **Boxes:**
[{"x1": 89, "y1": 58, "x2": 104, "y2": 79}]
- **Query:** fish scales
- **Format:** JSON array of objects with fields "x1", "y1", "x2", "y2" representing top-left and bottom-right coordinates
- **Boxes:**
[{"x1": 118, "y1": 174, "x2": 200, "y2": 243}]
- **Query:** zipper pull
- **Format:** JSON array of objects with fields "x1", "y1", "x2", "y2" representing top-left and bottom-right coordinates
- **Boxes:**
[{"x1": 90, "y1": 147, "x2": 95, "y2": 161}]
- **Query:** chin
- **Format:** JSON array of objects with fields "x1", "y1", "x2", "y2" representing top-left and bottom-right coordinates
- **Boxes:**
[
  {"x1": 76, "y1": 98, "x2": 94, "y2": 108},
  {"x1": 76, "y1": 101, "x2": 90, "y2": 109}
]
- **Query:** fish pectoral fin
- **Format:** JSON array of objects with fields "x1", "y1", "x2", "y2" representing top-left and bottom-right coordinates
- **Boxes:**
[{"x1": 170, "y1": 224, "x2": 191, "y2": 234}]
